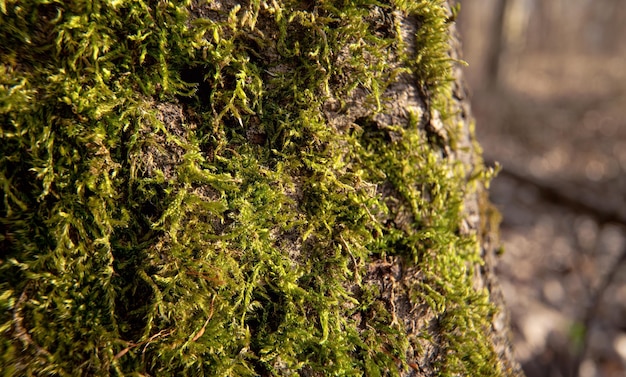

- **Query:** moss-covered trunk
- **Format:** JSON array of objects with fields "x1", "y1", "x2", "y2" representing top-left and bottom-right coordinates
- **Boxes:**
[{"x1": 1, "y1": 0, "x2": 523, "y2": 375}]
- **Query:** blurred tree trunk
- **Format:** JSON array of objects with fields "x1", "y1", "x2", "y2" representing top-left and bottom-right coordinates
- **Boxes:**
[
  {"x1": 1, "y1": 0, "x2": 523, "y2": 376},
  {"x1": 486, "y1": 0, "x2": 510, "y2": 88}
]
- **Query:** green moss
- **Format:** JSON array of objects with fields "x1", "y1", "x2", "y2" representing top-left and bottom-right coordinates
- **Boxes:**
[{"x1": 1, "y1": 0, "x2": 503, "y2": 376}]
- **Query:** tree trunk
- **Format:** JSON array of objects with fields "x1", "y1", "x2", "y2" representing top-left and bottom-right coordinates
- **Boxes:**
[
  {"x1": 486, "y1": 0, "x2": 509, "y2": 88},
  {"x1": 0, "y1": 0, "x2": 523, "y2": 376}
]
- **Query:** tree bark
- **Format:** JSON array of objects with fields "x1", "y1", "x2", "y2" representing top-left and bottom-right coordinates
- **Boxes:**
[{"x1": 1, "y1": 0, "x2": 523, "y2": 376}]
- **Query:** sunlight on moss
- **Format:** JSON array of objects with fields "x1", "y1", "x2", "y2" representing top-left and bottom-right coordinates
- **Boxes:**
[{"x1": 1, "y1": 0, "x2": 503, "y2": 375}]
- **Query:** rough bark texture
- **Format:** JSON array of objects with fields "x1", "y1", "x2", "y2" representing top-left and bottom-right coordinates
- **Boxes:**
[{"x1": 1, "y1": 0, "x2": 523, "y2": 376}]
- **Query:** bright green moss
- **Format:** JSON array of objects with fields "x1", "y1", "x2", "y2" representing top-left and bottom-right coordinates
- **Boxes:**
[{"x1": 1, "y1": 0, "x2": 503, "y2": 376}]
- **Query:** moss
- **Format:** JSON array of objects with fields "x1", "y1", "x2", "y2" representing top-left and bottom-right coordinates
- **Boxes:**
[{"x1": 1, "y1": 0, "x2": 504, "y2": 376}]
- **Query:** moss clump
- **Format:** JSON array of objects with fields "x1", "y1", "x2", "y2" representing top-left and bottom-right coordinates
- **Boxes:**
[{"x1": 1, "y1": 0, "x2": 504, "y2": 376}]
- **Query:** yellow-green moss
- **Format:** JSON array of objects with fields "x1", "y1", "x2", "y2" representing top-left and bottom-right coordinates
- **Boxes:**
[{"x1": 1, "y1": 0, "x2": 503, "y2": 376}]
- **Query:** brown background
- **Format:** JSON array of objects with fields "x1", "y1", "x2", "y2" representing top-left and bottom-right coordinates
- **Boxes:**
[{"x1": 457, "y1": 1, "x2": 626, "y2": 376}]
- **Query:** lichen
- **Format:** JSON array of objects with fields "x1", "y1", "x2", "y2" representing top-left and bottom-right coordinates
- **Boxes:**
[{"x1": 1, "y1": 0, "x2": 504, "y2": 376}]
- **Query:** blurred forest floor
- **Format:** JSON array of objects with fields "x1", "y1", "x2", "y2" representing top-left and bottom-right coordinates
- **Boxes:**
[{"x1": 458, "y1": 1, "x2": 626, "y2": 377}]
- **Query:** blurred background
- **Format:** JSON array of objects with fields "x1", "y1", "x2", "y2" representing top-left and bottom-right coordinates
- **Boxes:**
[{"x1": 456, "y1": 1, "x2": 626, "y2": 376}]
